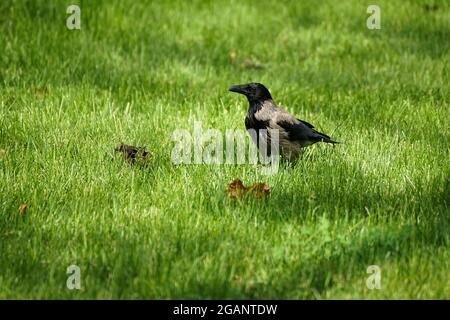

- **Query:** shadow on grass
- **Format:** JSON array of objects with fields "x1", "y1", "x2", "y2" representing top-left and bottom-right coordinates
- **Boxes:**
[
  {"x1": 245, "y1": 219, "x2": 448, "y2": 298},
  {"x1": 174, "y1": 178, "x2": 448, "y2": 298}
]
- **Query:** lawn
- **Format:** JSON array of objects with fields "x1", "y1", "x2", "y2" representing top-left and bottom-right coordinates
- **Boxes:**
[{"x1": 0, "y1": 0, "x2": 448, "y2": 299}]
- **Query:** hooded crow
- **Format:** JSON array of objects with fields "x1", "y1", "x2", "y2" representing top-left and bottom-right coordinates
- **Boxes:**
[{"x1": 229, "y1": 82, "x2": 338, "y2": 160}]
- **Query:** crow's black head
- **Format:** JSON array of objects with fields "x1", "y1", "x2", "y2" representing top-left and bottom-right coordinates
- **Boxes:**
[{"x1": 228, "y1": 83, "x2": 272, "y2": 102}]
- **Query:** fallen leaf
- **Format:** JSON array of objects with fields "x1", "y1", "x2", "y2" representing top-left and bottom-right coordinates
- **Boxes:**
[
  {"x1": 240, "y1": 58, "x2": 264, "y2": 69},
  {"x1": 424, "y1": 4, "x2": 438, "y2": 11},
  {"x1": 247, "y1": 182, "x2": 271, "y2": 198},
  {"x1": 228, "y1": 179, "x2": 247, "y2": 198},
  {"x1": 227, "y1": 179, "x2": 270, "y2": 199},
  {"x1": 115, "y1": 143, "x2": 151, "y2": 164},
  {"x1": 31, "y1": 85, "x2": 49, "y2": 98},
  {"x1": 229, "y1": 51, "x2": 264, "y2": 69},
  {"x1": 229, "y1": 51, "x2": 237, "y2": 62},
  {"x1": 0, "y1": 149, "x2": 6, "y2": 160},
  {"x1": 18, "y1": 203, "x2": 28, "y2": 215}
]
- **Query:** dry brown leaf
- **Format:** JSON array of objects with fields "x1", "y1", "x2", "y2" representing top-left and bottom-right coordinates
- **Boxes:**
[
  {"x1": 228, "y1": 179, "x2": 247, "y2": 198},
  {"x1": 227, "y1": 179, "x2": 270, "y2": 199},
  {"x1": 229, "y1": 51, "x2": 264, "y2": 69},
  {"x1": 424, "y1": 4, "x2": 438, "y2": 11},
  {"x1": 247, "y1": 182, "x2": 271, "y2": 198},
  {"x1": 18, "y1": 203, "x2": 28, "y2": 215},
  {"x1": 115, "y1": 143, "x2": 151, "y2": 164},
  {"x1": 31, "y1": 85, "x2": 49, "y2": 98},
  {"x1": 240, "y1": 58, "x2": 264, "y2": 69}
]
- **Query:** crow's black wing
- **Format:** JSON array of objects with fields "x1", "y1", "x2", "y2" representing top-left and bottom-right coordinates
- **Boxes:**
[
  {"x1": 277, "y1": 120, "x2": 337, "y2": 144},
  {"x1": 276, "y1": 120, "x2": 313, "y2": 142}
]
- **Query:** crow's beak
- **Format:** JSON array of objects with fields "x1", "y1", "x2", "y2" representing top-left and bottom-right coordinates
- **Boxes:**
[{"x1": 228, "y1": 84, "x2": 246, "y2": 94}]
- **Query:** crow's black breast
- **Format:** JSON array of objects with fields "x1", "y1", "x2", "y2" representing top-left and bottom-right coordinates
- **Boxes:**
[
  {"x1": 245, "y1": 114, "x2": 269, "y2": 131},
  {"x1": 245, "y1": 102, "x2": 270, "y2": 131},
  {"x1": 245, "y1": 112, "x2": 271, "y2": 156}
]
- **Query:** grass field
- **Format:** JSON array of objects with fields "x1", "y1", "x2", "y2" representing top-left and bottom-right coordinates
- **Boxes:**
[{"x1": 0, "y1": 0, "x2": 449, "y2": 299}]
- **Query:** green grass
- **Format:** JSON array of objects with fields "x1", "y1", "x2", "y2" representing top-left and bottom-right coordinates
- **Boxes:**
[{"x1": 0, "y1": 0, "x2": 449, "y2": 299}]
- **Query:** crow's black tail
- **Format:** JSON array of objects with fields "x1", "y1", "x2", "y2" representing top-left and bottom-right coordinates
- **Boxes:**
[
  {"x1": 322, "y1": 138, "x2": 340, "y2": 144},
  {"x1": 312, "y1": 130, "x2": 340, "y2": 144}
]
